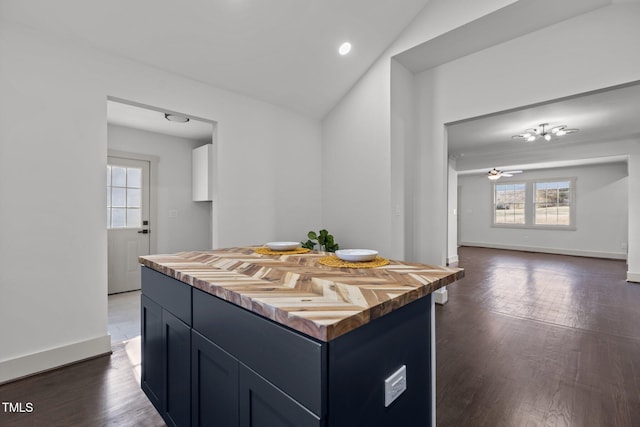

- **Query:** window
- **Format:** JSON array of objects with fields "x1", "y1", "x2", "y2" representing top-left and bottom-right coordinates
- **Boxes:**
[
  {"x1": 535, "y1": 180, "x2": 571, "y2": 226},
  {"x1": 107, "y1": 165, "x2": 142, "y2": 229},
  {"x1": 493, "y1": 178, "x2": 575, "y2": 229},
  {"x1": 494, "y1": 183, "x2": 526, "y2": 224}
]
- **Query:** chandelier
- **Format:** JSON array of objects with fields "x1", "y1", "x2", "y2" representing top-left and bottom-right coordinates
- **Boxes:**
[{"x1": 512, "y1": 123, "x2": 578, "y2": 142}]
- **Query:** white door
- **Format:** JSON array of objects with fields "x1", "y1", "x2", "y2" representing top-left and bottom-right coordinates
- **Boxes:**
[{"x1": 107, "y1": 157, "x2": 150, "y2": 294}]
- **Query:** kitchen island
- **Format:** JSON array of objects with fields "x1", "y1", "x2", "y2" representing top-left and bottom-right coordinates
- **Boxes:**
[{"x1": 139, "y1": 247, "x2": 463, "y2": 427}]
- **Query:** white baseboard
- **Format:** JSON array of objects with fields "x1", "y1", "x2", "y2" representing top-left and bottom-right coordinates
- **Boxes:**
[
  {"x1": 0, "y1": 335, "x2": 112, "y2": 384},
  {"x1": 446, "y1": 255, "x2": 459, "y2": 265},
  {"x1": 460, "y1": 241, "x2": 627, "y2": 260},
  {"x1": 627, "y1": 271, "x2": 640, "y2": 283}
]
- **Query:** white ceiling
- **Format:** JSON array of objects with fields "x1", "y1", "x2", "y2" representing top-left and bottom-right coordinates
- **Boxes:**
[
  {"x1": 107, "y1": 100, "x2": 214, "y2": 142},
  {"x1": 6, "y1": 0, "x2": 638, "y2": 159},
  {"x1": 447, "y1": 82, "x2": 640, "y2": 172},
  {"x1": 2, "y1": 0, "x2": 430, "y2": 119}
]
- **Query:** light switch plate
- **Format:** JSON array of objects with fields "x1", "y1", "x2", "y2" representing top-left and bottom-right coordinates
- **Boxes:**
[{"x1": 384, "y1": 365, "x2": 407, "y2": 407}]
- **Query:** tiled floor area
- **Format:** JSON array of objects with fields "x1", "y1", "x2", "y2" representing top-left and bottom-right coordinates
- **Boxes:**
[{"x1": 108, "y1": 290, "x2": 141, "y2": 344}]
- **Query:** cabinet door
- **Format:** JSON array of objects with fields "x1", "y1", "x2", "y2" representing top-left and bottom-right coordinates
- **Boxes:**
[
  {"x1": 141, "y1": 295, "x2": 163, "y2": 413},
  {"x1": 163, "y1": 310, "x2": 191, "y2": 427},
  {"x1": 192, "y1": 330, "x2": 239, "y2": 427},
  {"x1": 239, "y1": 366, "x2": 322, "y2": 427}
]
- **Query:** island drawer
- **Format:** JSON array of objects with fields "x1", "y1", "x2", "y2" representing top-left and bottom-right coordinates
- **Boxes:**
[
  {"x1": 141, "y1": 266, "x2": 191, "y2": 325},
  {"x1": 192, "y1": 287, "x2": 327, "y2": 418}
]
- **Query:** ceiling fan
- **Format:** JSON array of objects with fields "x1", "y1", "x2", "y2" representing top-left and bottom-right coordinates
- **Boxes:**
[{"x1": 487, "y1": 168, "x2": 523, "y2": 180}]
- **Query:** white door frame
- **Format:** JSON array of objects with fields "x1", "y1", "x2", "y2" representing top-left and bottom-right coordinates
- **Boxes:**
[{"x1": 108, "y1": 149, "x2": 158, "y2": 257}]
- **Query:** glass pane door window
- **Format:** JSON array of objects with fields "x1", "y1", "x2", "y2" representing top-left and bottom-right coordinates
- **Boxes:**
[{"x1": 107, "y1": 165, "x2": 143, "y2": 229}]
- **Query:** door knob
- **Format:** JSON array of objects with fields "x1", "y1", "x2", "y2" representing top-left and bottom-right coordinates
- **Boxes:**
[{"x1": 138, "y1": 229, "x2": 149, "y2": 234}]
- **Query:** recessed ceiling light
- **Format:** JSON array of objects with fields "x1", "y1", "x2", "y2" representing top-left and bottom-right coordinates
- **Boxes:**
[
  {"x1": 165, "y1": 113, "x2": 190, "y2": 123},
  {"x1": 338, "y1": 42, "x2": 352, "y2": 56}
]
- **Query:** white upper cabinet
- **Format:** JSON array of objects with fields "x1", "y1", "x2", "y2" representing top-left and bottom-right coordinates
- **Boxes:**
[{"x1": 192, "y1": 144, "x2": 213, "y2": 202}]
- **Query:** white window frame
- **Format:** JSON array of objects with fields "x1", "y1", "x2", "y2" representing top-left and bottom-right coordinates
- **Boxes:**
[
  {"x1": 492, "y1": 177, "x2": 576, "y2": 230},
  {"x1": 493, "y1": 181, "x2": 527, "y2": 226}
]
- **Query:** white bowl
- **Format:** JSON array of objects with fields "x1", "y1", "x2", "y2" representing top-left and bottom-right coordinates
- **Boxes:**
[
  {"x1": 335, "y1": 249, "x2": 378, "y2": 262},
  {"x1": 266, "y1": 241, "x2": 300, "y2": 251}
]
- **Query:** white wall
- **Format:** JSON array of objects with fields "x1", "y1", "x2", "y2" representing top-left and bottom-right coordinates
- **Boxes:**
[
  {"x1": 390, "y1": 59, "x2": 417, "y2": 259},
  {"x1": 628, "y1": 153, "x2": 640, "y2": 282},
  {"x1": 108, "y1": 124, "x2": 212, "y2": 253},
  {"x1": 0, "y1": 21, "x2": 321, "y2": 383},
  {"x1": 324, "y1": 0, "x2": 640, "y2": 275},
  {"x1": 459, "y1": 162, "x2": 629, "y2": 259},
  {"x1": 447, "y1": 159, "x2": 459, "y2": 264},
  {"x1": 323, "y1": 0, "x2": 518, "y2": 260},
  {"x1": 322, "y1": 58, "x2": 392, "y2": 254},
  {"x1": 414, "y1": 3, "x2": 640, "y2": 273},
  {"x1": 414, "y1": 3, "x2": 640, "y2": 264}
]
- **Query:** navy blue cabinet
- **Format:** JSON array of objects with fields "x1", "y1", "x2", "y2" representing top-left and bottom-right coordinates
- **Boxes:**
[
  {"x1": 239, "y1": 365, "x2": 322, "y2": 427},
  {"x1": 164, "y1": 310, "x2": 191, "y2": 427},
  {"x1": 191, "y1": 287, "x2": 326, "y2": 419},
  {"x1": 142, "y1": 266, "x2": 433, "y2": 427},
  {"x1": 190, "y1": 287, "x2": 323, "y2": 427},
  {"x1": 141, "y1": 295, "x2": 163, "y2": 413},
  {"x1": 191, "y1": 330, "x2": 239, "y2": 427},
  {"x1": 141, "y1": 268, "x2": 192, "y2": 427}
]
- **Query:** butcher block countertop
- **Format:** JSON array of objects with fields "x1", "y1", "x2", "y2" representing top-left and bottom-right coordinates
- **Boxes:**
[{"x1": 139, "y1": 247, "x2": 464, "y2": 342}]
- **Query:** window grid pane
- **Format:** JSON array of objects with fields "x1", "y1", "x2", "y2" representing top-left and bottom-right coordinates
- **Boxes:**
[
  {"x1": 111, "y1": 208, "x2": 126, "y2": 228},
  {"x1": 111, "y1": 166, "x2": 126, "y2": 187},
  {"x1": 111, "y1": 187, "x2": 126, "y2": 207},
  {"x1": 535, "y1": 181, "x2": 571, "y2": 226},
  {"x1": 127, "y1": 188, "x2": 141, "y2": 207},
  {"x1": 494, "y1": 183, "x2": 526, "y2": 225},
  {"x1": 127, "y1": 168, "x2": 142, "y2": 188},
  {"x1": 107, "y1": 165, "x2": 143, "y2": 229}
]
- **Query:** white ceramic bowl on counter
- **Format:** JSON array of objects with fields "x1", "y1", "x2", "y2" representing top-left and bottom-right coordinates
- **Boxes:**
[
  {"x1": 335, "y1": 249, "x2": 378, "y2": 262},
  {"x1": 266, "y1": 241, "x2": 301, "y2": 251}
]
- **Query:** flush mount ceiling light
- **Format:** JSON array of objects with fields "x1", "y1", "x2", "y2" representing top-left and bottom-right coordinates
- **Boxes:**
[
  {"x1": 487, "y1": 168, "x2": 523, "y2": 180},
  {"x1": 512, "y1": 123, "x2": 578, "y2": 142},
  {"x1": 164, "y1": 113, "x2": 190, "y2": 123},
  {"x1": 338, "y1": 42, "x2": 352, "y2": 55}
]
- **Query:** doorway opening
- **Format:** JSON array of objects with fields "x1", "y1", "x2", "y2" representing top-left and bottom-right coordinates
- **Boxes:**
[
  {"x1": 106, "y1": 98, "x2": 217, "y2": 345},
  {"x1": 446, "y1": 81, "x2": 639, "y2": 267}
]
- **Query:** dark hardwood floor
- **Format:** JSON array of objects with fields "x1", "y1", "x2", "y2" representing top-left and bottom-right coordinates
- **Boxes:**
[
  {"x1": 436, "y1": 246, "x2": 640, "y2": 426},
  {"x1": 0, "y1": 337, "x2": 164, "y2": 427},
  {"x1": 1, "y1": 247, "x2": 638, "y2": 426}
]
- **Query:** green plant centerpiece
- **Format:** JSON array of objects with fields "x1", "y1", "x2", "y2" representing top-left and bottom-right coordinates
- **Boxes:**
[{"x1": 301, "y1": 229, "x2": 339, "y2": 252}]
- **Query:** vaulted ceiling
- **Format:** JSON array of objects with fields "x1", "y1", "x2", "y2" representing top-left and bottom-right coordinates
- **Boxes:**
[
  {"x1": 1, "y1": 0, "x2": 430, "y2": 119},
  {"x1": 5, "y1": 0, "x2": 637, "y2": 162}
]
